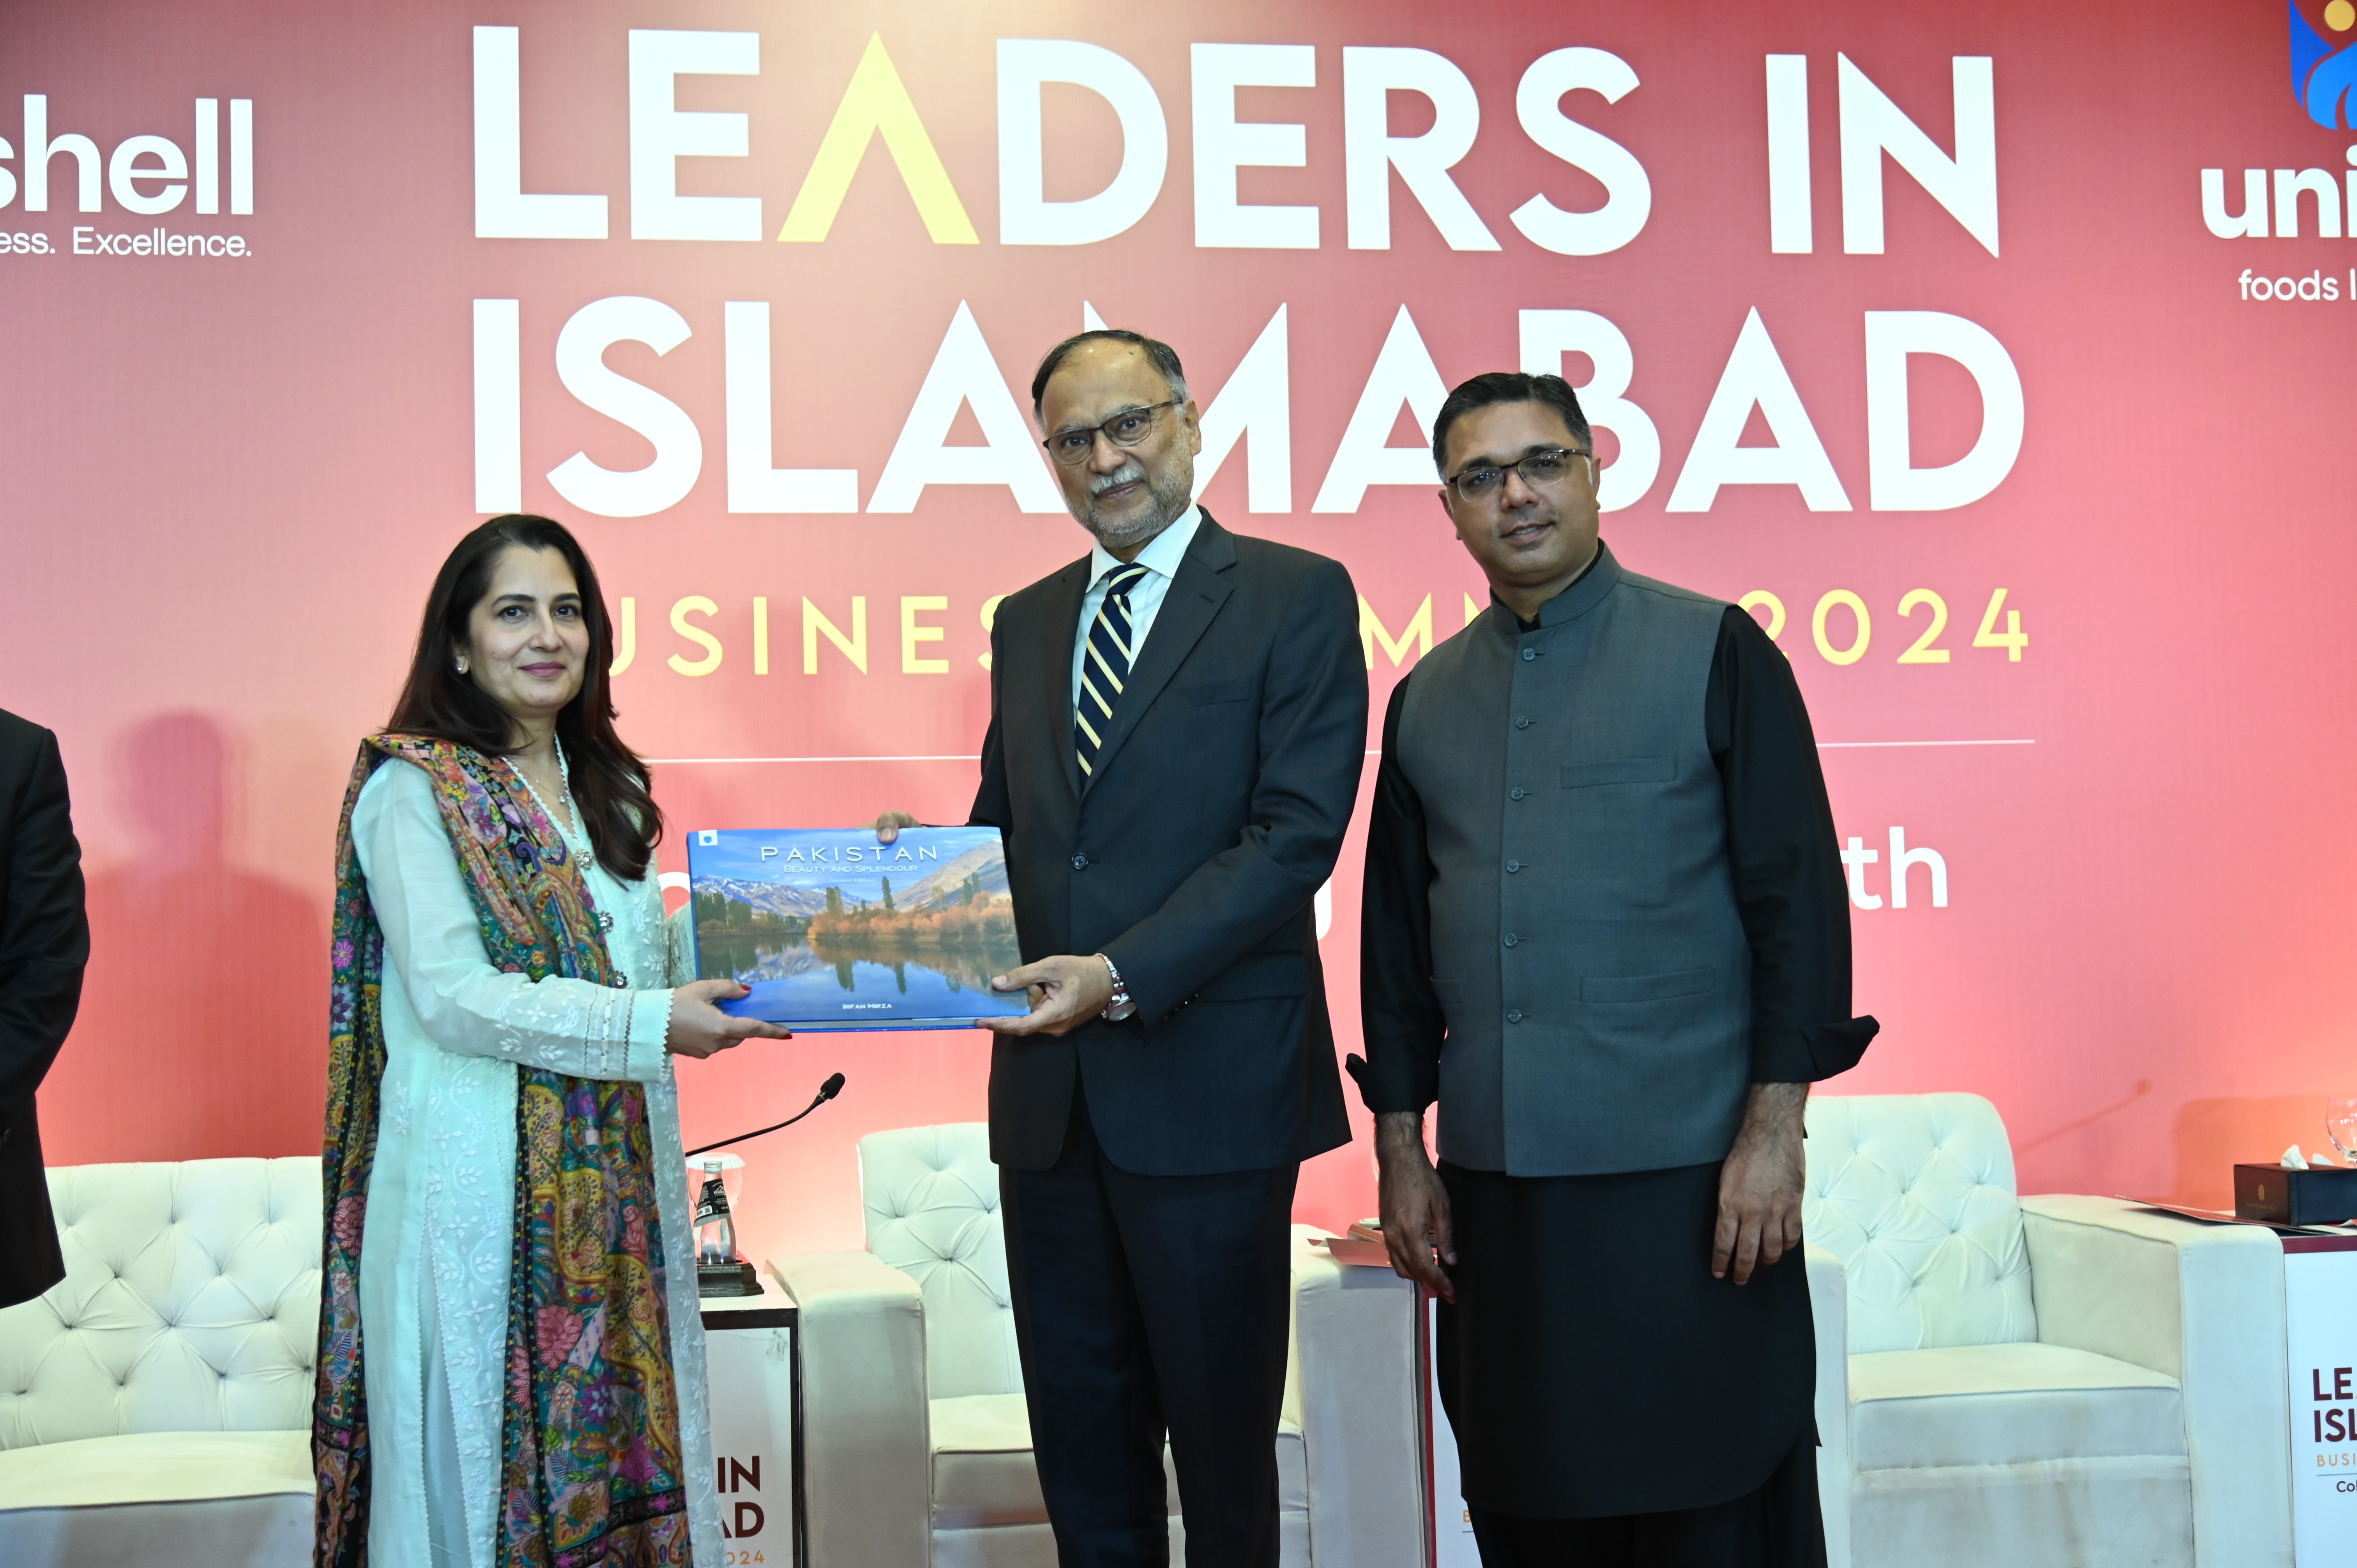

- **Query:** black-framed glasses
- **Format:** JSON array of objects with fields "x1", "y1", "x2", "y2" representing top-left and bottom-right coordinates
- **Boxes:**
[
  {"x1": 1445, "y1": 446, "x2": 1592, "y2": 502},
  {"x1": 1043, "y1": 401, "x2": 1178, "y2": 466}
]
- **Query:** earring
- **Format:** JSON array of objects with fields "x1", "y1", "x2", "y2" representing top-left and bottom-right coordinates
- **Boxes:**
[{"x1": 455, "y1": 657, "x2": 469, "y2": 674}]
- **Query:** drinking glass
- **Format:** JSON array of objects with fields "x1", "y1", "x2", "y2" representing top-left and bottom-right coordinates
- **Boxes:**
[{"x1": 2326, "y1": 1097, "x2": 2357, "y2": 1165}]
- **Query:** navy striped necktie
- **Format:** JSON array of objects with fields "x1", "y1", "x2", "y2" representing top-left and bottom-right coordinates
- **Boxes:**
[{"x1": 1076, "y1": 562, "x2": 1151, "y2": 780}]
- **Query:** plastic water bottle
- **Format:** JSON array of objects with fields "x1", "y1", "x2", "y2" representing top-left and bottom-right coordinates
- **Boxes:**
[{"x1": 694, "y1": 1159, "x2": 737, "y2": 1265}]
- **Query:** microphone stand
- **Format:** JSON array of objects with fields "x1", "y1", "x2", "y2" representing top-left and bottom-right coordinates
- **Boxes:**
[
  {"x1": 687, "y1": 1072, "x2": 844, "y2": 1298},
  {"x1": 685, "y1": 1072, "x2": 845, "y2": 1158}
]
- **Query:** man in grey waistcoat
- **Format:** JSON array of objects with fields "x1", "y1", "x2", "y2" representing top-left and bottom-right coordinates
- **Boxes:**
[{"x1": 1359, "y1": 372, "x2": 1876, "y2": 1568}]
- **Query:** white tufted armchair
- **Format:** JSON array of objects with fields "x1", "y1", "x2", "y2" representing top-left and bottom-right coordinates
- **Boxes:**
[
  {"x1": 0, "y1": 1156, "x2": 321, "y2": 1568},
  {"x1": 770, "y1": 1122, "x2": 1421, "y2": 1568},
  {"x1": 1802, "y1": 1093, "x2": 2292, "y2": 1568}
]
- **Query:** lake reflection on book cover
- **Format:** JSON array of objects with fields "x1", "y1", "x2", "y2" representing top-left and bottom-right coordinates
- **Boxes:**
[{"x1": 684, "y1": 826, "x2": 1030, "y2": 1029}]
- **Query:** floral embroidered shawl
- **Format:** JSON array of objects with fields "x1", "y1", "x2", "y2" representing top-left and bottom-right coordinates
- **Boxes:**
[{"x1": 315, "y1": 736, "x2": 690, "y2": 1568}]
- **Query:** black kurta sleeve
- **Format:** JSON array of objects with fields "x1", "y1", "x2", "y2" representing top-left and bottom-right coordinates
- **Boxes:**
[
  {"x1": 1357, "y1": 676, "x2": 1444, "y2": 1113},
  {"x1": 1707, "y1": 607, "x2": 1878, "y2": 1082}
]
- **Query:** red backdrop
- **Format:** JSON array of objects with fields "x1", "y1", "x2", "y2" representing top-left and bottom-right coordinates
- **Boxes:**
[{"x1": 4, "y1": 0, "x2": 2352, "y2": 1268}]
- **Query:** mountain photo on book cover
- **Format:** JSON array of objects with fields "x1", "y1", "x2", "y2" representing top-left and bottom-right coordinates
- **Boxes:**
[{"x1": 685, "y1": 826, "x2": 1030, "y2": 1027}]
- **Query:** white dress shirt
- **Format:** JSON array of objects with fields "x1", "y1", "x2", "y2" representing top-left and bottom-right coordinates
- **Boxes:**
[{"x1": 1069, "y1": 504, "x2": 1202, "y2": 712}]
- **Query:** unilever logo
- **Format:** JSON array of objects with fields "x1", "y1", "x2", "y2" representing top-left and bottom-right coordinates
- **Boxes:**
[{"x1": 2292, "y1": 0, "x2": 2357, "y2": 127}]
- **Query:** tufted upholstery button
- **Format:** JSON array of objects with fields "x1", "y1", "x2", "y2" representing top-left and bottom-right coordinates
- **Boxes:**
[
  {"x1": 859, "y1": 1125, "x2": 1023, "y2": 1398},
  {"x1": 1800, "y1": 1093, "x2": 2037, "y2": 1354},
  {"x1": 0, "y1": 1155, "x2": 325, "y2": 1453}
]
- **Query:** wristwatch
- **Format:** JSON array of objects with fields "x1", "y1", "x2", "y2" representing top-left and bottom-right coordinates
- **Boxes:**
[{"x1": 1098, "y1": 954, "x2": 1137, "y2": 1022}]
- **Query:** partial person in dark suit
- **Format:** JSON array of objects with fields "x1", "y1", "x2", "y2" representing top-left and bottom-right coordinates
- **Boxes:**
[
  {"x1": 965, "y1": 329, "x2": 1367, "y2": 1566},
  {"x1": 0, "y1": 708, "x2": 88, "y2": 1309}
]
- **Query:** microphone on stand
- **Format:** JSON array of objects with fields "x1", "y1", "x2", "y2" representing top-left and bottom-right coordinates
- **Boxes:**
[{"x1": 685, "y1": 1072, "x2": 846, "y2": 1158}]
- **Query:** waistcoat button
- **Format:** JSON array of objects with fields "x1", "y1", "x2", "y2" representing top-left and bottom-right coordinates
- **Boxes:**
[
  {"x1": 1514, "y1": 716, "x2": 1532, "y2": 729},
  {"x1": 1507, "y1": 1010, "x2": 1525, "y2": 1024},
  {"x1": 1503, "y1": 934, "x2": 1519, "y2": 948},
  {"x1": 1071, "y1": 853, "x2": 1089, "y2": 871},
  {"x1": 1520, "y1": 648, "x2": 1537, "y2": 662},
  {"x1": 1509, "y1": 788, "x2": 1527, "y2": 801},
  {"x1": 1505, "y1": 860, "x2": 1521, "y2": 873}
]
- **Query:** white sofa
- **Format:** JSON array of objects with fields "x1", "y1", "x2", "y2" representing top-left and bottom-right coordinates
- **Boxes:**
[
  {"x1": 771, "y1": 1122, "x2": 1424, "y2": 1568},
  {"x1": 0, "y1": 1156, "x2": 321, "y2": 1568},
  {"x1": 1803, "y1": 1092, "x2": 2292, "y2": 1568}
]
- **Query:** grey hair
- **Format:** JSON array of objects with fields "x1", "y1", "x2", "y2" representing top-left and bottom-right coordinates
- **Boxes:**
[{"x1": 1030, "y1": 329, "x2": 1189, "y2": 426}]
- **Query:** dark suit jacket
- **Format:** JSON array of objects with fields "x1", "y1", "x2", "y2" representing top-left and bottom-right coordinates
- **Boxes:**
[
  {"x1": 970, "y1": 512, "x2": 1366, "y2": 1176},
  {"x1": 0, "y1": 709, "x2": 85, "y2": 1307}
]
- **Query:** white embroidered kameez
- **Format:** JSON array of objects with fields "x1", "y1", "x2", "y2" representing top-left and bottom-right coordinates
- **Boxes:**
[{"x1": 352, "y1": 759, "x2": 722, "y2": 1568}]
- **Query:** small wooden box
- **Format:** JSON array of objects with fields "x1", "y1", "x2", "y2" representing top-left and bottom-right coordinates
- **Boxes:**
[{"x1": 2234, "y1": 1162, "x2": 2357, "y2": 1225}]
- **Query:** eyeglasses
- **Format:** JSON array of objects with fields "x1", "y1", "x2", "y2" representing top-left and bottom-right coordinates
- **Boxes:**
[
  {"x1": 1444, "y1": 446, "x2": 1592, "y2": 502},
  {"x1": 1043, "y1": 401, "x2": 1178, "y2": 466}
]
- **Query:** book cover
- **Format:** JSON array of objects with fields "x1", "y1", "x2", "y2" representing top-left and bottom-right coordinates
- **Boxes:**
[{"x1": 684, "y1": 826, "x2": 1030, "y2": 1030}]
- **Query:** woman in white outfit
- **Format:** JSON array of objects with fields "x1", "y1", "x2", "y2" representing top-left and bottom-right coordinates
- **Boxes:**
[{"x1": 311, "y1": 515, "x2": 788, "y2": 1568}]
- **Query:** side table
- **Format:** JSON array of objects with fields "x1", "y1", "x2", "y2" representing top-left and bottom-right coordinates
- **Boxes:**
[{"x1": 702, "y1": 1286, "x2": 804, "y2": 1568}]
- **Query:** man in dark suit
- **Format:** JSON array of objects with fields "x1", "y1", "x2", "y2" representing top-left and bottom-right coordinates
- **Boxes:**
[
  {"x1": 968, "y1": 329, "x2": 1366, "y2": 1566},
  {"x1": 0, "y1": 708, "x2": 87, "y2": 1309}
]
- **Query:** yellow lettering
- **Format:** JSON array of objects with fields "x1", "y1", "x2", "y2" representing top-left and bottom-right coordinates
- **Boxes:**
[
  {"x1": 753, "y1": 596, "x2": 770, "y2": 676},
  {"x1": 1896, "y1": 588, "x2": 1951, "y2": 664},
  {"x1": 1811, "y1": 590, "x2": 1870, "y2": 666},
  {"x1": 1738, "y1": 590, "x2": 1785, "y2": 642},
  {"x1": 900, "y1": 595, "x2": 949, "y2": 674},
  {"x1": 668, "y1": 596, "x2": 723, "y2": 677},
  {"x1": 610, "y1": 596, "x2": 637, "y2": 676},
  {"x1": 978, "y1": 594, "x2": 1006, "y2": 671},
  {"x1": 1971, "y1": 587, "x2": 2029, "y2": 660},
  {"x1": 803, "y1": 596, "x2": 869, "y2": 674},
  {"x1": 779, "y1": 35, "x2": 978, "y2": 244},
  {"x1": 1359, "y1": 593, "x2": 1434, "y2": 669}
]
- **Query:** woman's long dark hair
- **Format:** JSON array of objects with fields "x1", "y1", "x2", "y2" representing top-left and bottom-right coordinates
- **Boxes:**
[{"x1": 386, "y1": 515, "x2": 661, "y2": 881}]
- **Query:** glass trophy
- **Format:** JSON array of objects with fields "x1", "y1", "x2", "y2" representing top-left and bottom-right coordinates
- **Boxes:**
[{"x1": 692, "y1": 1153, "x2": 760, "y2": 1296}]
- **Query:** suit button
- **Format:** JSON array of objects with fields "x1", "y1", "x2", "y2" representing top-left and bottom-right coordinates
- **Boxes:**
[
  {"x1": 1509, "y1": 788, "x2": 1527, "y2": 801},
  {"x1": 1514, "y1": 716, "x2": 1532, "y2": 729},
  {"x1": 1503, "y1": 934, "x2": 1519, "y2": 948},
  {"x1": 1505, "y1": 860, "x2": 1521, "y2": 873},
  {"x1": 1071, "y1": 853, "x2": 1089, "y2": 871},
  {"x1": 1520, "y1": 648, "x2": 1537, "y2": 662},
  {"x1": 1507, "y1": 1010, "x2": 1525, "y2": 1024}
]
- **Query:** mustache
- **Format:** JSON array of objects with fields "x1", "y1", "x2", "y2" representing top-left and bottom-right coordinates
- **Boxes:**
[{"x1": 1089, "y1": 461, "x2": 1147, "y2": 497}]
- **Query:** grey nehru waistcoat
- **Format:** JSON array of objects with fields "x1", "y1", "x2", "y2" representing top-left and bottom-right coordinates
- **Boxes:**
[{"x1": 1394, "y1": 542, "x2": 1749, "y2": 1177}]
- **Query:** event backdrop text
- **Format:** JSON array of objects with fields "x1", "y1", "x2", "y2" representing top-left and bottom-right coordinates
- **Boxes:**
[{"x1": 4, "y1": 0, "x2": 2352, "y2": 1264}]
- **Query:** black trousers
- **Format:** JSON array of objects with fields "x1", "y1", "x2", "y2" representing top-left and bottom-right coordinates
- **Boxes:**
[
  {"x1": 0, "y1": 1101, "x2": 63, "y2": 1310},
  {"x1": 1467, "y1": 1433, "x2": 1827, "y2": 1568},
  {"x1": 1000, "y1": 1084, "x2": 1299, "y2": 1568}
]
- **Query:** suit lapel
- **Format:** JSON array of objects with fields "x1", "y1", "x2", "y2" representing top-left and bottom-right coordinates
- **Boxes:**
[
  {"x1": 1030, "y1": 557, "x2": 1090, "y2": 804},
  {"x1": 1083, "y1": 513, "x2": 1238, "y2": 790}
]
